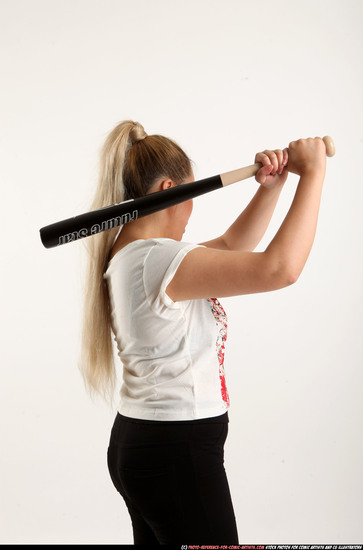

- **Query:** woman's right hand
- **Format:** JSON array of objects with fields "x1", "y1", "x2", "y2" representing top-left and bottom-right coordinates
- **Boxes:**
[{"x1": 287, "y1": 137, "x2": 327, "y2": 177}]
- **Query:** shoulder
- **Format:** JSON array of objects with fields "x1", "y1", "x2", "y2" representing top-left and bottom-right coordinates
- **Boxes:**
[
  {"x1": 141, "y1": 239, "x2": 202, "y2": 311},
  {"x1": 143, "y1": 238, "x2": 202, "y2": 273},
  {"x1": 149, "y1": 237, "x2": 201, "y2": 253},
  {"x1": 105, "y1": 238, "x2": 200, "y2": 278}
]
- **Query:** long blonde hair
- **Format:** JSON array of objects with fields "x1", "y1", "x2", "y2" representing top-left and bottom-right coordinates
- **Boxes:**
[{"x1": 79, "y1": 120, "x2": 192, "y2": 400}]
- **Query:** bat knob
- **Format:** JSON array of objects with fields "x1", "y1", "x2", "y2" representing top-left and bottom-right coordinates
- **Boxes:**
[{"x1": 323, "y1": 136, "x2": 335, "y2": 157}]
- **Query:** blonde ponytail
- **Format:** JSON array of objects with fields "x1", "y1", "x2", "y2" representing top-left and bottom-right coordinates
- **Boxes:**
[{"x1": 79, "y1": 120, "x2": 192, "y2": 400}]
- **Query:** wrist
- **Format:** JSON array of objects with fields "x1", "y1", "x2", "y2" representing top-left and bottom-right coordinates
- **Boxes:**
[
  {"x1": 299, "y1": 167, "x2": 325, "y2": 181},
  {"x1": 261, "y1": 179, "x2": 286, "y2": 193},
  {"x1": 299, "y1": 163, "x2": 326, "y2": 178}
]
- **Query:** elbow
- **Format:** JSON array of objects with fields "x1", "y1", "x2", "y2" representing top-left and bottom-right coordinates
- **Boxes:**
[
  {"x1": 281, "y1": 262, "x2": 302, "y2": 287},
  {"x1": 269, "y1": 256, "x2": 301, "y2": 288},
  {"x1": 264, "y1": 248, "x2": 305, "y2": 289},
  {"x1": 284, "y1": 269, "x2": 299, "y2": 287}
]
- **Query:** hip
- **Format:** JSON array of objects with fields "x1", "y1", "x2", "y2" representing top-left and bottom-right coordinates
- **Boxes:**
[{"x1": 108, "y1": 411, "x2": 229, "y2": 469}]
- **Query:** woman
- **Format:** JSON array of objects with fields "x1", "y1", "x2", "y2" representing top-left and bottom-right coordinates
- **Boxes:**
[{"x1": 80, "y1": 120, "x2": 327, "y2": 545}]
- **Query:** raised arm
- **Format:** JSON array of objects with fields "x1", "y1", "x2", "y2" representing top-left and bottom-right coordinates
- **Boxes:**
[
  {"x1": 201, "y1": 147, "x2": 289, "y2": 251},
  {"x1": 167, "y1": 137, "x2": 326, "y2": 301}
]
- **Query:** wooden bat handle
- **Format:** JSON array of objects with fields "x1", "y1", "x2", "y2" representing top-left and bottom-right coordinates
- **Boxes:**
[
  {"x1": 220, "y1": 135, "x2": 335, "y2": 187},
  {"x1": 323, "y1": 135, "x2": 335, "y2": 157}
]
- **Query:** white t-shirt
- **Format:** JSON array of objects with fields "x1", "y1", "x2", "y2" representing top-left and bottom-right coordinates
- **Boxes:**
[{"x1": 104, "y1": 238, "x2": 230, "y2": 421}]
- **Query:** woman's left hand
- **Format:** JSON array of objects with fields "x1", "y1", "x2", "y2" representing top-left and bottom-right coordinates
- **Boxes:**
[{"x1": 255, "y1": 148, "x2": 289, "y2": 188}]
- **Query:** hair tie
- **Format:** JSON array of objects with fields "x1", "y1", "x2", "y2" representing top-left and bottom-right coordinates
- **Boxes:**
[{"x1": 130, "y1": 123, "x2": 148, "y2": 145}]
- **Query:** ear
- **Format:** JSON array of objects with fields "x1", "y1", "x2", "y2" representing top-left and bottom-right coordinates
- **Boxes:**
[
  {"x1": 159, "y1": 179, "x2": 179, "y2": 217},
  {"x1": 160, "y1": 178, "x2": 176, "y2": 191}
]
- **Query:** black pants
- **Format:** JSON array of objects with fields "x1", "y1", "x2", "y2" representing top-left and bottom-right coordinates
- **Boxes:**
[{"x1": 107, "y1": 412, "x2": 239, "y2": 545}]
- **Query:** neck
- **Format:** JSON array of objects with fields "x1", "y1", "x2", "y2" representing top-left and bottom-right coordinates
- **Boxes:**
[{"x1": 115, "y1": 210, "x2": 180, "y2": 245}]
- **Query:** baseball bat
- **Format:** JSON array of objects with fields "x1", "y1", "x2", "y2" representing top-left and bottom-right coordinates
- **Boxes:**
[{"x1": 40, "y1": 136, "x2": 335, "y2": 249}]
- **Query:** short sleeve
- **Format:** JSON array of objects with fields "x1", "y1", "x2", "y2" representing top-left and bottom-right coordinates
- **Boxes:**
[{"x1": 143, "y1": 239, "x2": 200, "y2": 311}]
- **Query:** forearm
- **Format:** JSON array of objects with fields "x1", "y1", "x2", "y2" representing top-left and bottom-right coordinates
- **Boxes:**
[
  {"x1": 223, "y1": 183, "x2": 285, "y2": 251},
  {"x1": 266, "y1": 170, "x2": 325, "y2": 280}
]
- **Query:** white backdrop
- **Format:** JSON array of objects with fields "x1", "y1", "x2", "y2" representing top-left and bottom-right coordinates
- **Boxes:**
[{"x1": 1, "y1": 0, "x2": 362, "y2": 544}]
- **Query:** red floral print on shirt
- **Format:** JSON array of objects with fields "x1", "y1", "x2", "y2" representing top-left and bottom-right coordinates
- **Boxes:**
[{"x1": 207, "y1": 298, "x2": 230, "y2": 408}]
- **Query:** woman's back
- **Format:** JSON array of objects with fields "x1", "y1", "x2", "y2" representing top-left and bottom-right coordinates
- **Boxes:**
[{"x1": 104, "y1": 237, "x2": 230, "y2": 421}]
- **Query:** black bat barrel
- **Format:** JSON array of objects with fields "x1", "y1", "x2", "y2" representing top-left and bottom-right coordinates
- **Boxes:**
[{"x1": 40, "y1": 175, "x2": 223, "y2": 249}]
